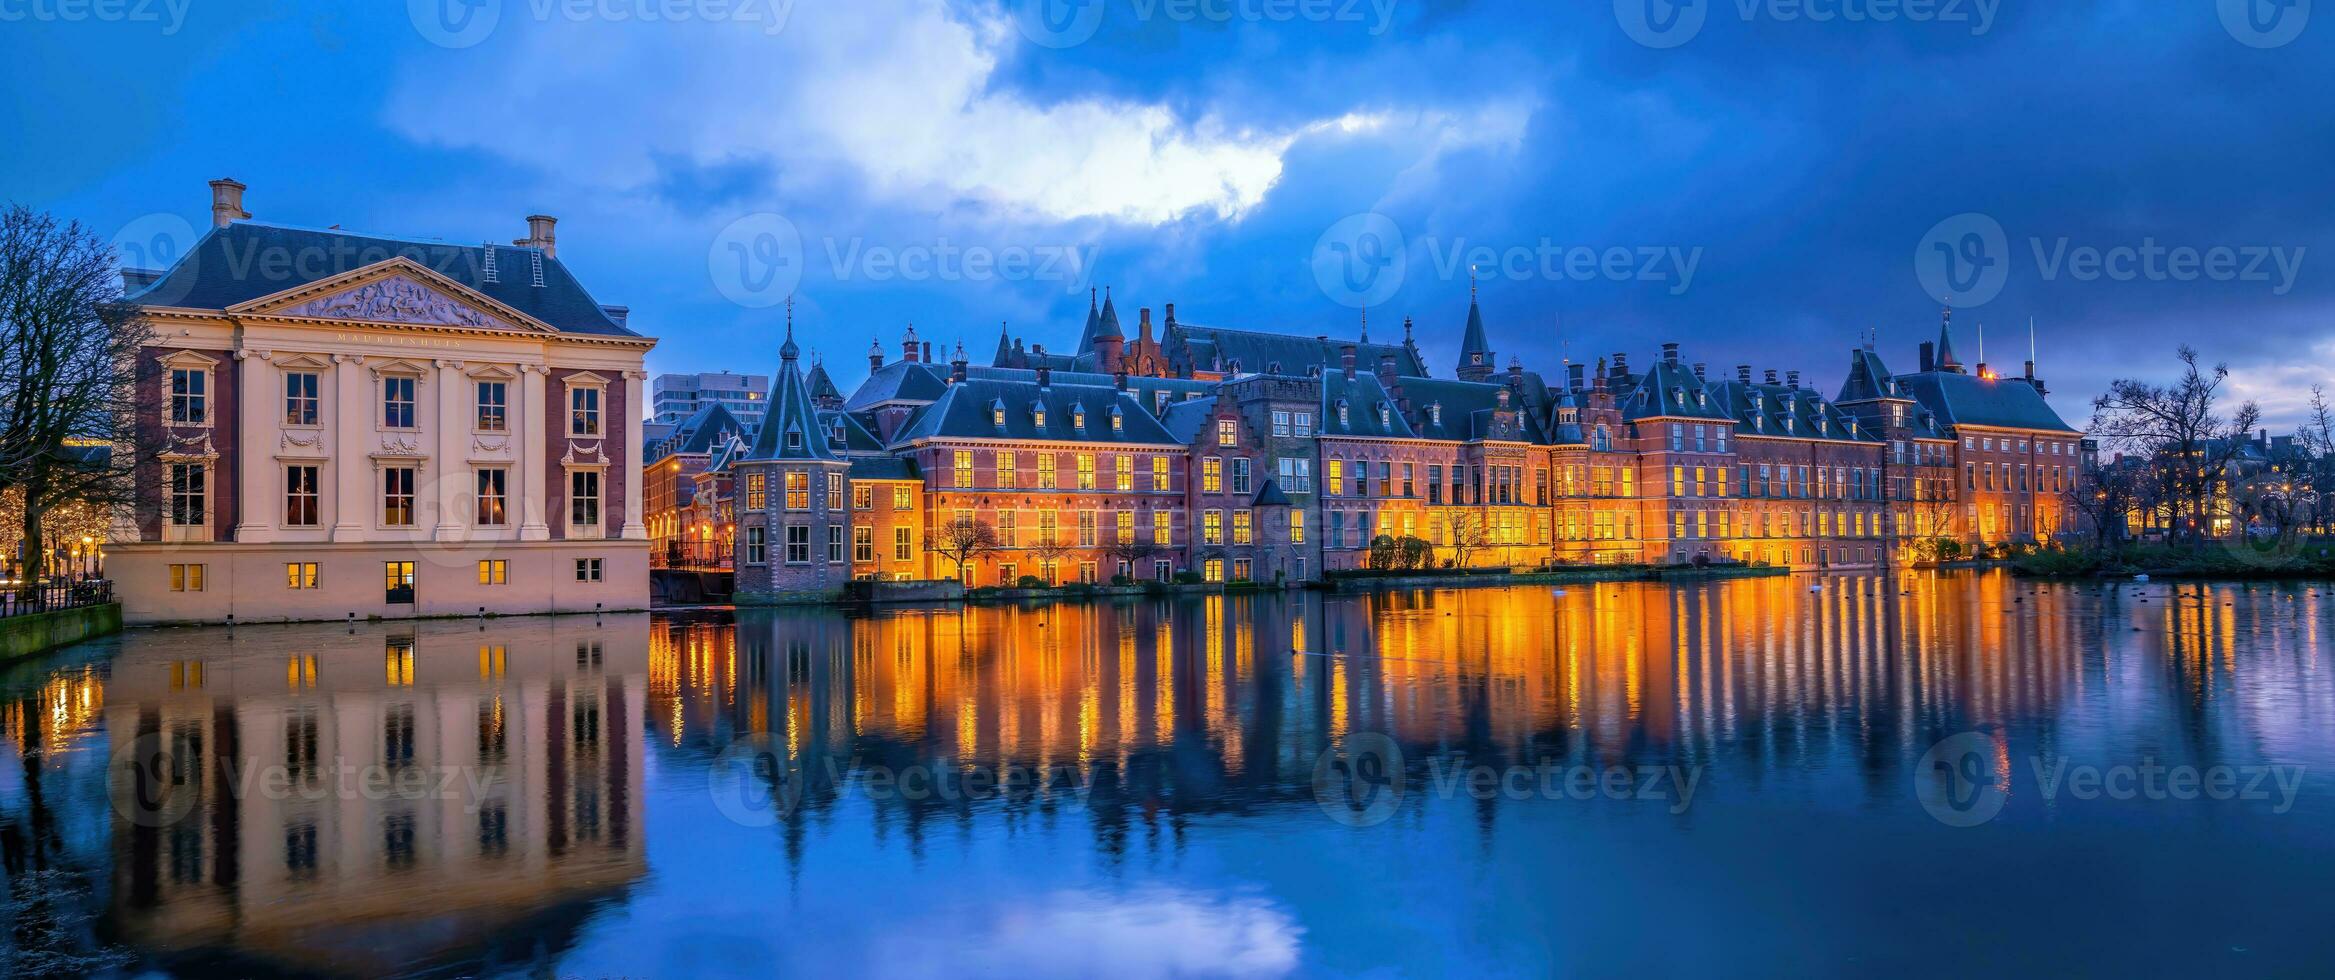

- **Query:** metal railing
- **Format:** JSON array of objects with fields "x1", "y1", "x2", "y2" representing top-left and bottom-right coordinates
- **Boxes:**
[{"x1": 0, "y1": 580, "x2": 114, "y2": 619}]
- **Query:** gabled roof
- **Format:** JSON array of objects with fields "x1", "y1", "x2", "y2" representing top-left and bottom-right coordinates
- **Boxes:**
[
  {"x1": 1614, "y1": 358, "x2": 1735, "y2": 422},
  {"x1": 1392, "y1": 376, "x2": 1548, "y2": 443},
  {"x1": 1894, "y1": 372, "x2": 2075, "y2": 433},
  {"x1": 1320, "y1": 372, "x2": 1417, "y2": 438},
  {"x1": 1253, "y1": 480, "x2": 1293, "y2": 506},
  {"x1": 1158, "y1": 398, "x2": 1216, "y2": 445},
  {"x1": 843, "y1": 360, "x2": 950, "y2": 411},
  {"x1": 890, "y1": 379, "x2": 1179, "y2": 446},
  {"x1": 805, "y1": 360, "x2": 843, "y2": 403},
  {"x1": 659, "y1": 402, "x2": 745, "y2": 458},
  {"x1": 849, "y1": 456, "x2": 921, "y2": 481},
  {"x1": 125, "y1": 222, "x2": 638, "y2": 336},
  {"x1": 1835, "y1": 349, "x2": 1907, "y2": 404}
]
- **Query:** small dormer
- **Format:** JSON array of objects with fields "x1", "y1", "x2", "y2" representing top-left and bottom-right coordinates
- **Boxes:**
[
  {"x1": 830, "y1": 416, "x2": 847, "y2": 445},
  {"x1": 1429, "y1": 402, "x2": 1443, "y2": 426},
  {"x1": 1694, "y1": 389, "x2": 1707, "y2": 407},
  {"x1": 1109, "y1": 404, "x2": 1124, "y2": 434},
  {"x1": 784, "y1": 423, "x2": 804, "y2": 451},
  {"x1": 1072, "y1": 404, "x2": 1087, "y2": 430},
  {"x1": 1818, "y1": 416, "x2": 1830, "y2": 436},
  {"x1": 1030, "y1": 400, "x2": 1047, "y2": 428},
  {"x1": 1847, "y1": 417, "x2": 1860, "y2": 437},
  {"x1": 1376, "y1": 403, "x2": 1391, "y2": 429},
  {"x1": 1784, "y1": 415, "x2": 1796, "y2": 434},
  {"x1": 1337, "y1": 399, "x2": 1351, "y2": 427},
  {"x1": 991, "y1": 399, "x2": 1008, "y2": 428}
]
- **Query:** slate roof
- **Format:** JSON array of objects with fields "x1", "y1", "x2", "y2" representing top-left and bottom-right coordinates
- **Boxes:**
[
  {"x1": 805, "y1": 361, "x2": 843, "y2": 403},
  {"x1": 1707, "y1": 381, "x2": 1880, "y2": 443},
  {"x1": 1835, "y1": 349, "x2": 1906, "y2": 404},
  {"x1": 1393, "y1": 377, "x2": 1548, "y2": 443},
  {"x1": 1174, "y1": 323, "x2": 1427, "y2": 377},
  {"x1": 843, "y1": 359, "x2": 950, "y2": 410},
  {"x1": 1894, "y1": 372, "x2": 2076, "y2": 433},
  {"x1": 849, "y1": 456, "x2": 921, "y2": 481},
  {"x1": 889, "y1": 379, "x2": 1180, "y2": 446},
  {"x1": 1320, "y1": 372, "x2": 1417, "y2": 438},
  {"x1": 1158, "y1": 398, "x2": 1216, "y2": 445},
  {"x1": 1459, "y1": 298, "x2": 1492, "y2": 364},
  {"x1": 651, "y1": 402, "x2": 744, "y2": 462},
  {"x1": 745, "y1": 330, "x2": 842, "y2": 462},
  {"x1": 1614, "y1": 358, "x2": 1736, "y2": 422},
  {"x1": 125, "y1": 222, "x2": 639, "y2": 336}
]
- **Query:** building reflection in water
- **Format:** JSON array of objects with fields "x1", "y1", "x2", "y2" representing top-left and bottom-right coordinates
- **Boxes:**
[
  {"x1": 67, "y1": 615, "x2": 649, "y2": 976},
  {"x1": 643, "y1": 570, "x2": 2309, "y2": 866},
  {"x1": 4, "y1": 572, "x2": 2329, "y2": 974}
]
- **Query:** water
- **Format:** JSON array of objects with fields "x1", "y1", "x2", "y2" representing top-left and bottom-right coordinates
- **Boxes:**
[{"x1": 4, "y1": 570, "x2": 2333, "y2": 977}]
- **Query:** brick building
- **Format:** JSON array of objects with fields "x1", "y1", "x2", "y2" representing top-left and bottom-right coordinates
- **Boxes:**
[{"x1": 720, "y1": 289, "x2": 2076, "y2": 602}]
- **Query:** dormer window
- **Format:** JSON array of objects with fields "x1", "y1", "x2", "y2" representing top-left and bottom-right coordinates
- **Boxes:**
[
  {"x1": 1073, "y1": 405, "x2": 1088, "y2": 430},
  {"x1": 992, "y1": 400, "x2": 1007, "y2": 427},
  {"x1": 1031, "y1": 401, "x2": 1046, "y2": 427},
  {"x1": 785, "y1": 425, "x2": 803, "y2": 450},
  {"x1": 1695, "y1": 389, "x2": 1707, "y2": 406},
  {"x1": 1110, "y1": 406, "x2": 1124, "y2": 433},
  {"x1": 1337, "y1": 399, "x2": 1350, "y2": 427},
  {"x1": 1429, "y1": 402, "x2": 1443, "y2": 425},
  {"x1": 1376, "y1": 404, "x2": 1390, "y2": 428}
]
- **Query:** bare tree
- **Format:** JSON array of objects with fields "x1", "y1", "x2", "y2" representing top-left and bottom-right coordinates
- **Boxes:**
[
  {"x1": 0, "y1": 206, "x2": 152, "y2": 585},
  {"x1": 1100, "y1": 536, "x2": 1159, "y2": 581},
  {"x1": 2068, "y1": 460, "x2": 2141, "y2": 553},
  {"x1": 2090, "y1": 346, "x2": 2261, "y2": 547},
  {"x1": 925, "y1": 516, "x2": 1000, "y2": 583},
  {"x1": 1443, "y1": 510, "x2": 1490, "y2": 569},
  {"x1": 1027, "y1": 534, "x2": 1076, "y2": 583},
  {"x1": 2300, "y1": 384, "x2": 2335, "y2": 534}
]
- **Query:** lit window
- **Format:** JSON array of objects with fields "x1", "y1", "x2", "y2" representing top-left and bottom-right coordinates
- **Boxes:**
[
  {"x1": 286, "y1": 562, "x2": 319, "y2": 589},
  {"x1": 284, "y1": 465, "x2": 319, "y2": 526},
  {"x1": 382, "y1": 466, "x2": 416, "y2": 527},
  {"x1": 569, "y1": 386, "x2": 602, "y2": 437},
  {"x1": 478, "y1": 559, "x2": 508, "y2": 585}
]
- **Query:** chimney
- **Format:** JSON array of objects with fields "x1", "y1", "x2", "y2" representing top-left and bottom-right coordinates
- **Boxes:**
[
  {"x1": 1340, "y1": 344, "x2": 1357, "y2": 380},
  {"x1": 1114, "y1": 370, "x2": 1129, "y2": 391},
  {"x1": 1919, "y1": 341, "x2": 1936, "y2": 372},
  {"x1": 1692, "y1": 362, "x2": 1706, "y2": 381},
  {"x1": 1737, "y1": 364, "x2": 1752, "y2": 384},
  {"x1": 1163, "y1": 303, "x2": 1176, "y2": 329},
  {"x1": 923, "y1": 341, "x2": 934, "y2": 363},
  {"x1": 1662, "y1": 342, "x2": 1680, "y2": 365},
  {"x1": 869, "y1": 338, "x2": 885, "y2": 371},
  {"x1": 1568, "y1": 363, "x2": 1585, "y2": 389},
  {"x1": 1786, "y1": 370, "x2": 1801, "y2": 389},
  {"x1": 1377, "y1": 352, "x2": 1399, "y2": 384},
  {"x1": 209, "y1": 178, "x2": 248, "y2": 228},
  {"x1": 1764, "y1": 369, "x2": 1779, "y2": 385},
  {"x1": 1138, "y1": 306, "x2": 1154, "y2": 341},
  {"x1": 1612, "y1": 352, "x2": 1629, "y2": 374},
  {"x1": 902, "y1": 326, "x2": 921, "y2": 363},
  {"x1": 516, "y1": 214, "x2": 557, "y2": 258},
  {"x1": 950, "y1": 342, "x2": 968, "y2": 384},
  {"x1": 1507, "y1": 357, "x2": 1524, "y2": 384}
]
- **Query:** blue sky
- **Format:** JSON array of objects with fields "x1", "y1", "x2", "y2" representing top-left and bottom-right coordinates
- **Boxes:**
[{"x1": 4, "y1": 0, "x2": 2329, "y2": 426}]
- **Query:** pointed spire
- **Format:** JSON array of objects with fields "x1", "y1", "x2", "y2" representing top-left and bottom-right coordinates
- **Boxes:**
[
  {"x1": 1094, "y1": 286, "x2": 1123, "y2": 340},
  {"x1": 1457, "y1": 280, "x2": 1494, "y2": 382},
  {"x1": 1936, "y1": 307, "x2": 1962, "y2": 373},
  {"x1": 1359, "y1": 306, "x2": 1369, "y2": 344},
  {"x1": 992, "y1": 320, "x2": 1012, "y2": 365},
  {"x1": 779, "y1": 293, "x2": 800, "y2": 362}
]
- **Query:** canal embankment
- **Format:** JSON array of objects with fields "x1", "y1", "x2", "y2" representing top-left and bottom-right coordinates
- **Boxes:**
[{"x1": 1, "y1": 602, "x2": 122, "y2": 663}]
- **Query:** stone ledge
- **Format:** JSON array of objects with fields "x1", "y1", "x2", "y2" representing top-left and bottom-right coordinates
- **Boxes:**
[{"x1": 1, "y1": 603, "x2": 124, "y2": 663}]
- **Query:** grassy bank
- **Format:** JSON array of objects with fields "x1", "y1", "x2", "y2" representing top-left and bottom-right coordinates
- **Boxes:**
[{"x1": 2013, "y1": 543, "x2": 2335, "y2": 580}]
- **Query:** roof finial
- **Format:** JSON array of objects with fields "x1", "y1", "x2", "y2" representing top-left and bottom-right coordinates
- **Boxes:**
[
  {"x1": 1469, "y1": 265, "x2": 1479, "y2": 301},
  {"x1": 780, "y1": 293, "x2": 800, "y2": 361},
  {"x1": 1359, "y1": 306, "x2": 1369, "y2": 343},
  {"x1": 2028, "y1": 315, "x2": 2037, "y2": 362}
]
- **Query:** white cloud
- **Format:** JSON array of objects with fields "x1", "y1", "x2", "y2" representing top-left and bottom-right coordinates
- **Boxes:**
[{"x1": 388, "y1": 0, "x2": 1314, "y2": 225}]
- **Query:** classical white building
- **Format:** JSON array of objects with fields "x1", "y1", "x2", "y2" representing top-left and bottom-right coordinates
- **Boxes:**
[{"x1": 110, "y1": 179, "x2": 655, "y2": 625}]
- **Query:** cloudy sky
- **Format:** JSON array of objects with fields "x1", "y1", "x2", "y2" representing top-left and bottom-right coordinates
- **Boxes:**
[{"x1": 5, "y1": 0, "x2": 2329, "y2": 427}]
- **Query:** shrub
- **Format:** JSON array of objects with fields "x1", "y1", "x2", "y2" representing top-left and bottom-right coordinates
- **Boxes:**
[
  {"x1": 1172, "y1": 571, "x2": 1206, "y2": 585},
  {"x1": 1016, "y1": 576, "x2": 1048, "y2": 589}
]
